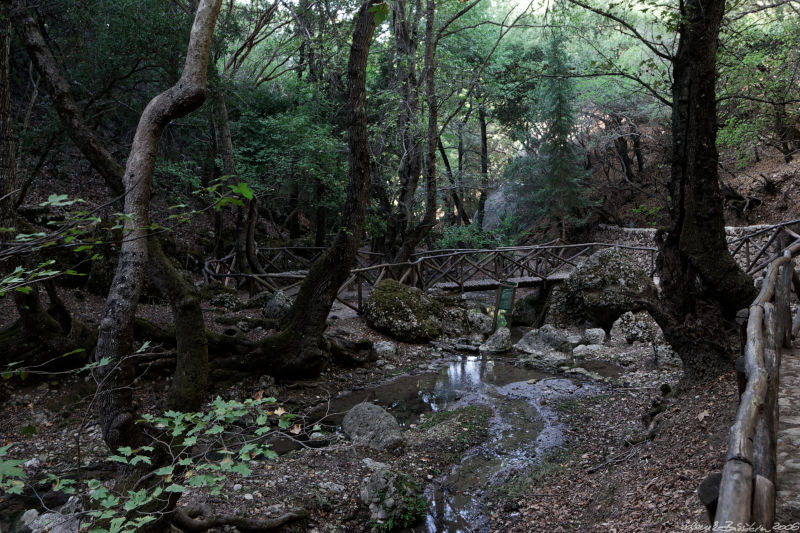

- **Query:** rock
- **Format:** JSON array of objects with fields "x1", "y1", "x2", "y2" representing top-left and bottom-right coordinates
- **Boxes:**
[
  {"x1": 511, "y1": 289, "x2": 545, "y2": 326},
  {"x1": 610, "y1": 311, "x2": 664, "y2": 346},
  {"x1": 567, "y1": 335, "x2": 582, "y2": 348},
  {"x1": 209, "y1": 292, "x2": 243, "y2": 310},
  {"x1": 359, "y1": 469, "x2": 425, "y2": 528},
  {"x1": 515, "y1": 325, "x2": 572, "y2": 354},
  {"x1": 262, "y1": 291, "x2": 293, "y2": 321},
  {"x1": 20, "y1": 497, "x2": 81, "y2": 533},
  {"x1": 440, "y1": 306, "x2": 470, "y2": 338},
  {"x1": 363, "y1": 280, "x2": 444, "y2": 342},
  {"x1": 362, "y1": 458, "x2": 390, "y2": 471},
  {"x1": 545, "y1": 248, "x2": 657, "y2": 329},
  {"x1": 573, "y1": 344, "x2": 605, "y2": 358},
  {"x1": 244, "y1": 493, "x2": 254, "y2": 501},
  {"x1": 371, "y1": 340, "x2": 398, "y2": 360},
  {"x1": 466, "y1": 311, "x2": 494, "y2": 337},
  {"x1": 233, "y1": 483, "x2": 243, "y2": 491},
  {"x1": 245, "y1": 290, "x2": 274, "y2": 309},
  {"x1": 514, "y1": 325, "x2": 573, "y2": 366},
  {"x1": 326, "y1": 328, "x2": 375, "y2": 367},
  {"x1": 343, "y1": 403, "x2": 405, "y2": 452},
  {"x1": 584, "y1": 328, "x2": 606, "y2": 345},
  {"x1": 479, "y1": 327, "x2": 512, "y2": 353},
  {"x1": 319, "y1": 481, "x2": 346, "y2": 495}
]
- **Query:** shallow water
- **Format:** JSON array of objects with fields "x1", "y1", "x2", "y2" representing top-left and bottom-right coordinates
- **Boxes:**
[{"x1": 317, "y1": 355, "x2": 605, "y2": 533}]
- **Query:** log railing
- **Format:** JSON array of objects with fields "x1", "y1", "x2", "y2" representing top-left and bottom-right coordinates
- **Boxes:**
[{"x1": 714, "y1": 233, "x2": 800, "y2": 531}]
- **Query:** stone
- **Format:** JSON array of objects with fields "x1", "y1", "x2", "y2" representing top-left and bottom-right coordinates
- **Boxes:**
[
  {"x1": 359, "y1": 469, "x2": 425, "y2": 528},
  {"x1": 479, "y1": 327, "x2": 512, "y2": 353},
  {"x1": 515, "y1": 325, "x2": 572, "y2": 354},
  {"x1": 245, "y1": 290, "x2": 274, "y2": 309},
  {"x1": 567, "y1": 335, "x2": 582, "y2": 348},
  {"x1": 371, "y1": 340, "x2": 398, "y2": 360},
  {"x1": 610, "y1": 311, "x2": 664, "y2": 345},
  {"x1": 363, "y1": 280, "x2": 444, "y2": 342},
  {"x1": 262, "y1": 291, "x2": 293, "y2": 321},
  {"x1": 233, "y1": 483, "x2": 243, "y2": 491},
  {"x1": 466, "y1": 310, "x2": 494, "y2": 337},
  {"x1": 362, "y1": 458, "x2": 390, "y2": 471},
  {"x1": 244, "y1": 493, "x2": 254, "y2": 501},
  {"x1": 511, "y1": 289, "x2": 545, "y2": 327},
  {"x1": 514, "y1": 325, "x2": 573, "y2": 366},
  {"x1": 209, "y1": 292, "x2": 243, "y2": 310},
  {"x1": 573, "y1": 344, "x2": 604, "y2": 358},
  {"x1": 584, "y1": 328, "x2": 606, "y2": 345},
  {"x1": 343, "y1": 403, "x2": 405, "y2": 452},
  {"x1": 20, "y1": 497, "x2": 81, "y2": 533},
  {"x1": 545, "y1": 248, "x2": 657, "y2": 329},
  {"x1": 326, "y1": 328, "x2": 375, "y2": 367}
]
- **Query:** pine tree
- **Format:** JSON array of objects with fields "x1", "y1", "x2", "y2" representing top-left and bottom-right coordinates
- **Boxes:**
[{"x1": 509, "y1": 23, "x2": 590, "y2": 239}]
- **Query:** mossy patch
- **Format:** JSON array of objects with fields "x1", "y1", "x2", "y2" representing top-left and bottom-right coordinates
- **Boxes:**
[{"x1": 363, "y1": 280, "x2": 445, "y2": 342}]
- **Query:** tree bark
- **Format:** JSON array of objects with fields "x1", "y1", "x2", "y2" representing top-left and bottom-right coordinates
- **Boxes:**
[
  {"x1": 384, "y1": 0, "x2": 423, "y2": 257},
  {"x1": 437, "y1": 139, "x2": 470, "y2": 225},
  {"x1": 0, "y1": 7, "x2": 14, "y2": 229},
  {"x1": 476, "y1": 95, "x2": 489, "y2": 228},
  {"x1": 8, "y1": 0, "x2": 214, "y2": 408},
  {"x1": 653, "y1": 0, "x2": 756, "y2": 382},
  {"x1": 93, "y1": 0, "x2": 221, "y2": 451},
  {"x1": 147, "y1": 237, "x2": 208, "y2": 411},
  {"x1": 393, "y1": 0, "x2": 437, "y2": 263},
  {"x1": 246, "y1": 0, "x2": 379, "y2": 377}
]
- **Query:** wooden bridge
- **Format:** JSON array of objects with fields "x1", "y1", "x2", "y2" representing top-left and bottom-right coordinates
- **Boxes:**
[{"x1": 203, "y1": 220, "x2": 800, "y2": 313}]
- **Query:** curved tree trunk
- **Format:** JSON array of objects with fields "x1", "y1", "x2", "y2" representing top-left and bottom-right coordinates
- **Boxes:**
[
  {"x1": 653, "y1": 0, "x2": 756, "y2": 383},
  {"x1": 8, "y1": 0, "x2": 213, "y2": 407},
  {"x1": 93, "y1": 0, "x2": 221, "y2": 451},
  {"x1": 245, "y1": 0, "x2": 379, "y2": 377}
]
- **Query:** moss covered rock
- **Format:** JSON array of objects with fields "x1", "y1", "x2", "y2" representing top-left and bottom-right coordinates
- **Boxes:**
[{"x1": 363, "y1": 280, "x2": 444, "y2": 343}]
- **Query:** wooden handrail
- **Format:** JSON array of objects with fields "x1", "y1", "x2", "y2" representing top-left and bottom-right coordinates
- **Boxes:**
[{"x1": 714, "y1": 235, "x2": 800, "y2": 530}]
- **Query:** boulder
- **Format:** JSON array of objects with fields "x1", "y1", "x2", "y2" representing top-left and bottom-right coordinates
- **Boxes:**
[
  {"x1": 466, "y1": 311, "x2": 494, "y2": 337},
  {"x1": 371, "y1": 340, "x2": 398, "y2": 360},
  {"x1": 343, "y1": 402, "x2": 405, "y2": 452},
  {"x1": 359, "y1": 469, "x2": 425, "y2": 529},
  {"x1": 609, "y1": 311, "x2": 664, "y2": 346},
  {"x1": 479, "y1": 327, "x2": 512, "y2": 353},
  {"x1": 326, "y1": 328, "x2": 375, "y2": 367},
  {"x1": 546, "y1": 248, "x2": 657, "y2": 329},
  {"x1": 245, "y1": 290, "x2": 274, "y2": 309},
  {"x1": 510, "y1": 288, "x2": 546, "y2": 326},
  {"x1": 584, "y1": 328, "x2": 606, "y2": 345},
  {"x1": 514, "y1": 325, "x2": 573, "y2": 366},
  {"x1": 515, "y1": 325, "x2": 572, "y2": 354},
  {"x1": 262, "y1": 290, "x2": 293, "y2": 321},
  {"x1": 209, "y1": 292, "x2": 244, "y2": 310},
  {"x1": 363, "y1": 280, "x2": 444, "y2": 343},
  {"x1": 573, "y1": 344, "x2": 605, "y2": 358}
]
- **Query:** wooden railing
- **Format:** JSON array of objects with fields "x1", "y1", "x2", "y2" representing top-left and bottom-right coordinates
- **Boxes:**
[
  {"x1": 728, "y1": 219, "x2": 800, "y2": 275},
  {"x1": 714, "y1": 233, "x2": 800, "y2": 531}
]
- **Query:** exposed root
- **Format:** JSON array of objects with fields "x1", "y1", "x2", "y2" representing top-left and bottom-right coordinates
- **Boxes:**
[{"x1": 172, "y1": 504, "x2": 308, "y2": 532}]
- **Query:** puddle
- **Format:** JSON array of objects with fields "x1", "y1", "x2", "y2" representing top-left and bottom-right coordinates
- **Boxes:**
[{"x1": 314, "y1": 355, "x2": 606, "y2": 533}]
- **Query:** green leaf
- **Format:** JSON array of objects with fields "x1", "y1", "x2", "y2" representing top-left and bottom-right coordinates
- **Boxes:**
[
  {"x1": 154, "y1": 465, "x2": 174, "y2": 476},
  {"x1": 229, "y1": 182, "x2": 254, "y2": 200},
  {"x1": 129, "y1": 455, "x2": 151, "y2": 466},
  {"x1": 117, "y1": 446, "x2": 134, "y2": 457},
  {"x1": 165, "y1": 484, "x2": 185, "y2": 493},
  {"x1": 368, "y1": 2, "x2": 389, "y2": 25}
]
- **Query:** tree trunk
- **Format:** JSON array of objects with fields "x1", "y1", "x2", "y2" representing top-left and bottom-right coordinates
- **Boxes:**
[
  {"x1": 437, "y1": 139, "x2": 470, "y2": 226},
  {"x1": 0, "y1": 7, "x2": 14, "y2": 229},
  {"x1": 384, "y1": 0, "x2": 423, "y2": 257},
  {"x1": 147, "y1": 237, "x2": 208, "y2": 411},
  {"x1": 393, "y1": 0, "x2": 437, "y2": 263},
  {"x1": 653, "y1": 0, "x2": 756, "y2": 383},
  {"x1": 246, "y1": 0, "x2": 379, "y2": 377},
  {"x1": 476, "y1": 96, "x2": 489, "y2": 228},
  {"x1": 9, "y1": 0, "x2": 214, "y2": 407},
  {"x1": 93, "y1": 0, "x2": 221, "y2": 451}
]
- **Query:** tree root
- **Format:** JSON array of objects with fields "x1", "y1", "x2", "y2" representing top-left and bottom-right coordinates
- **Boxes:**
[{"x1": 172, "y1": 505, "x2": 308, "y2": 532}]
